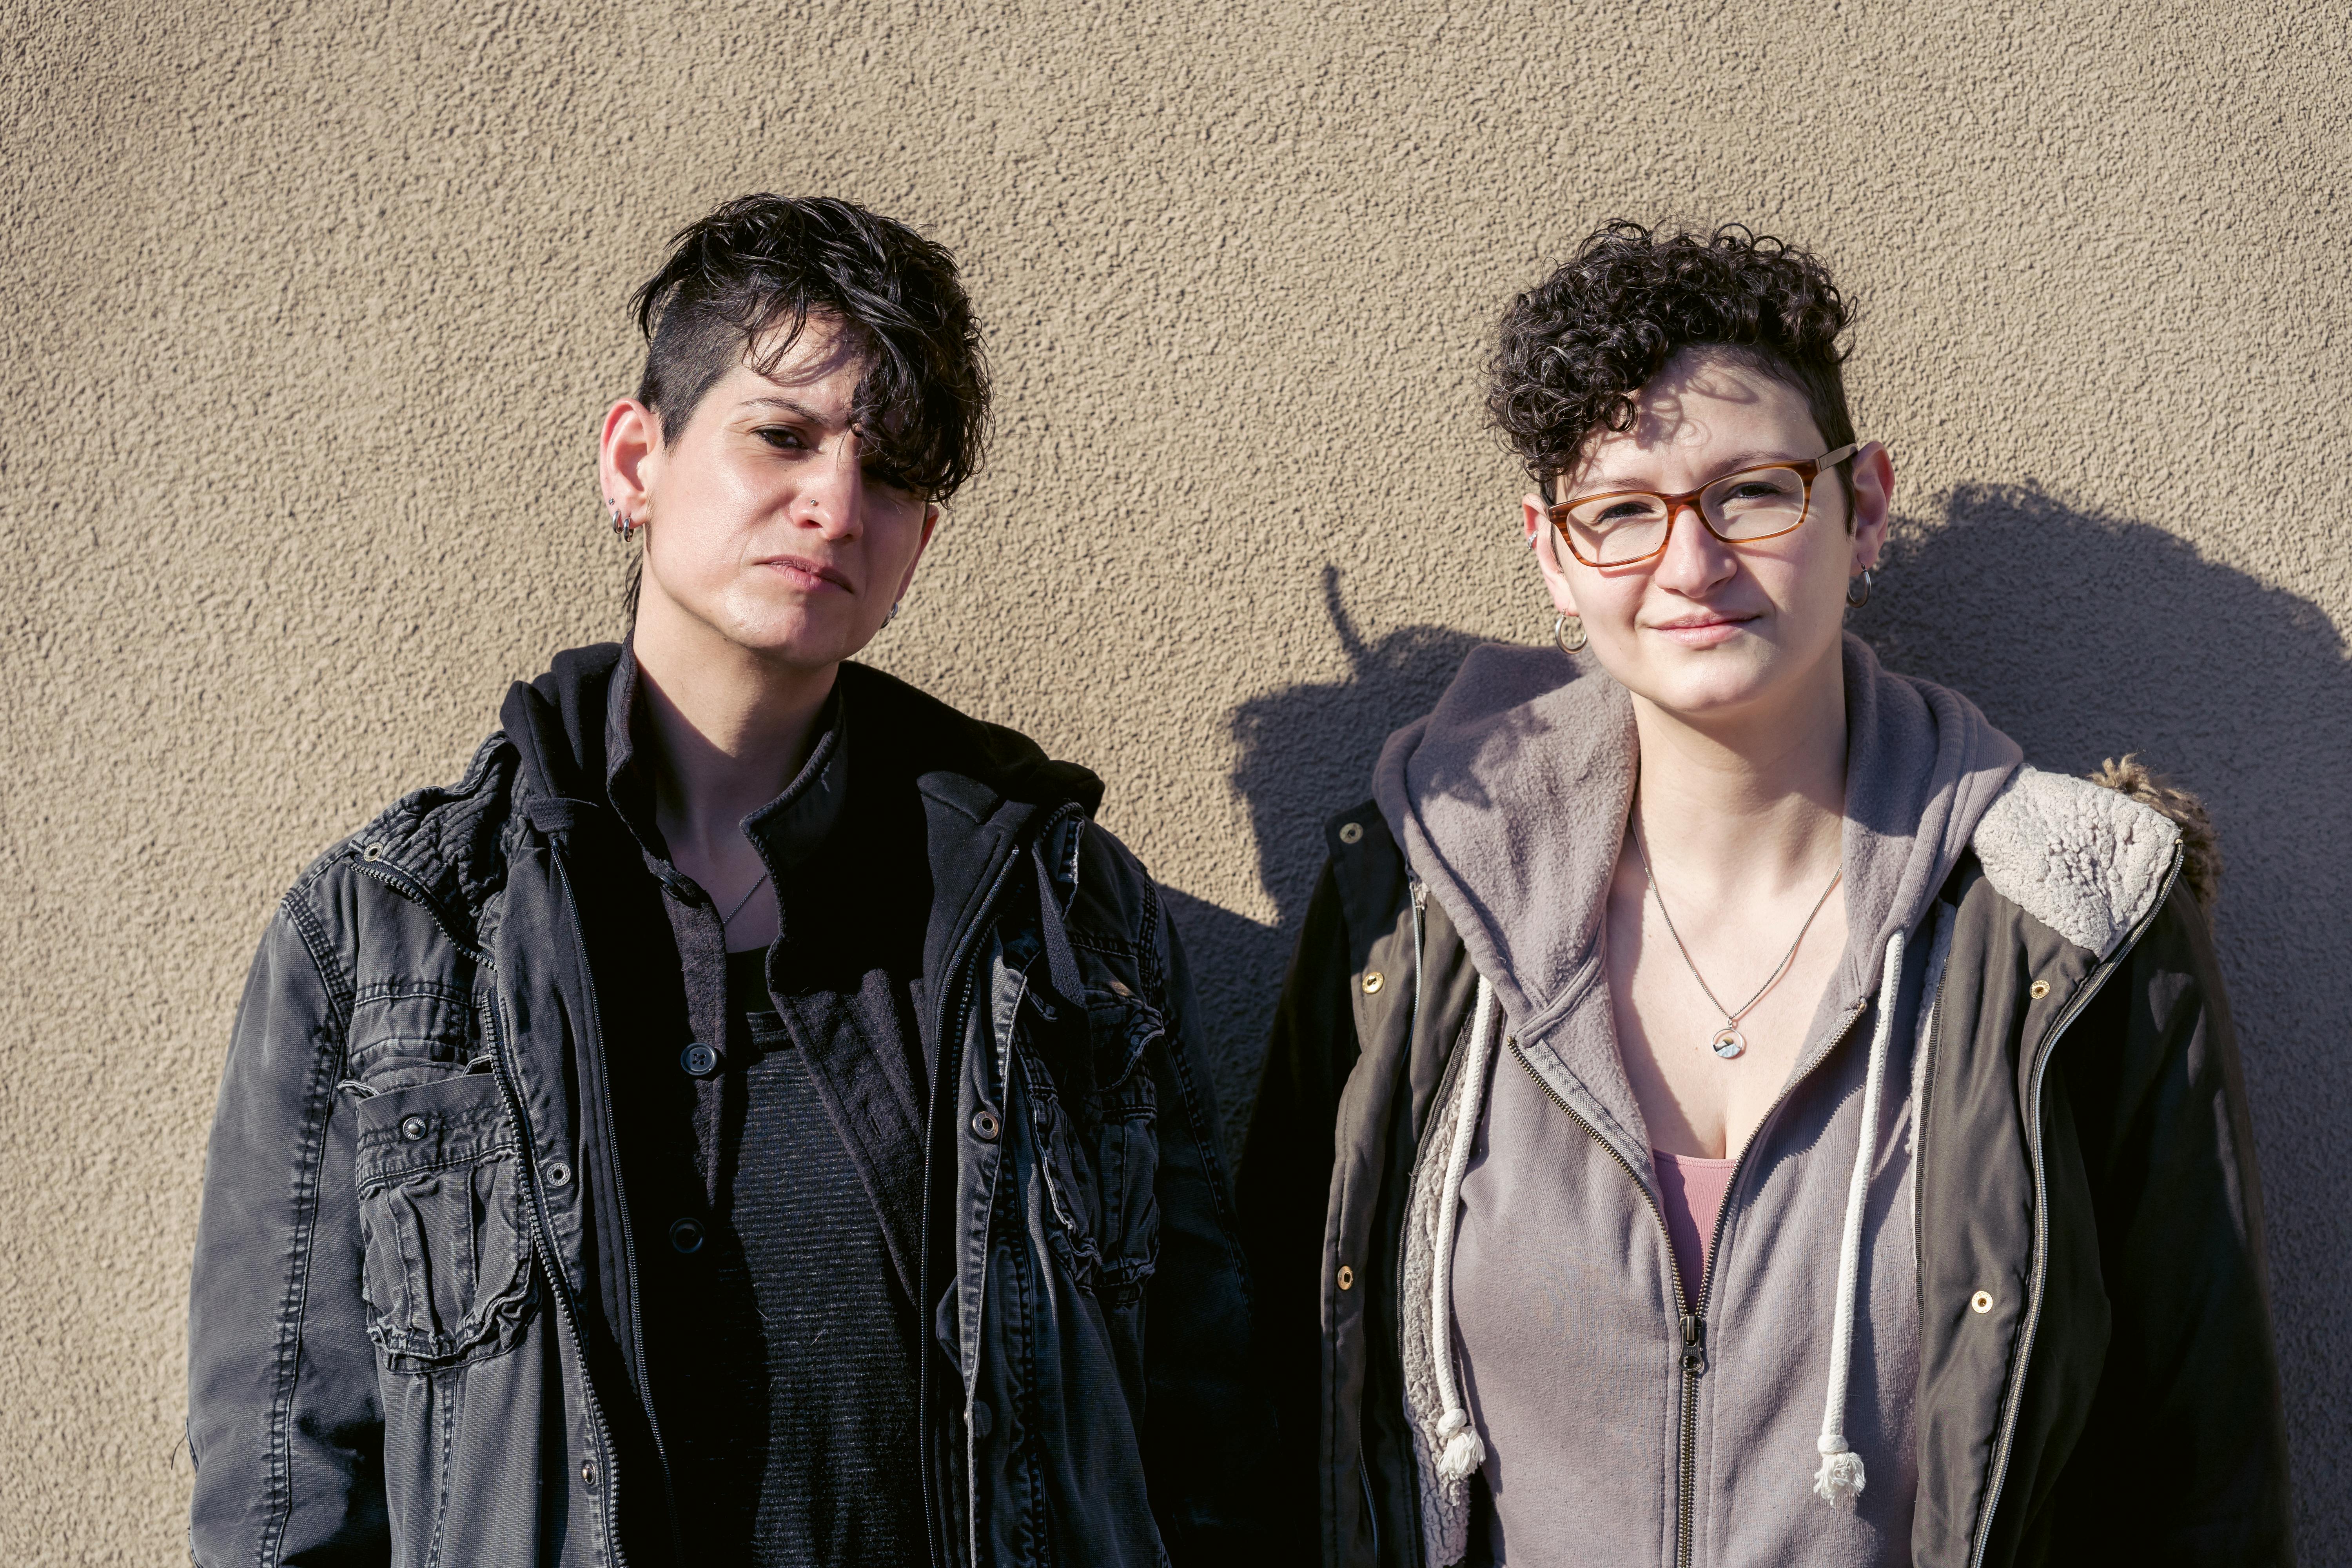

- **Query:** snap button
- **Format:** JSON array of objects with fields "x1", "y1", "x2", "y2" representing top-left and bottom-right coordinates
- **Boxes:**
[
  {"x1": 1338, "y1": 1265, "x2": 1355, "y2": 1290},
  {"x1": 543, "y1": 1160, "x2": 572, "y2": 1188},
  {"x1": 1361, "y1": 971, "x2": 1384, "y2": 995},
  {"x1": 1107, "y1": 978, "x2": 1132, "y2": 998},
  {"x1": 1338, "y1": 821, "x2": 1365, "y2": 845},
  {"x1": 399, "y1": 1115, "x2": 428, "y2": 1142},
  {"x1": 971, "y1": 1109, "x2": 1002, "y2": 1142},
  {"x1": 2029, "y1": 980, "x2": 2051, "y2": 1000},
  {"x1": 681, "y1": 1042, "x2": 719, "y2": 1077},
  {"x1": 1971, "y1": 1290, "x2": 1994, "y2": 1314},
  {"x1": 669, "y1": 1218, "x2": 706, "y2": 1254},
  {"x1": 969, "y1": 1399, "x2": 994, "y2": 1437},
  {"x1": 361, "y1": 843, "x2": 383, "y2": 862},
  {"x1": 580, "y1": 1458, "x2": 597, "y2": 1489}
]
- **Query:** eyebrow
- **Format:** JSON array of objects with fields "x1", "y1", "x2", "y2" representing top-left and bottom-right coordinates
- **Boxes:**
[
  {"x1": 1576, "y1": 448, "x2": 1813, "y2": 491},
  {"x1": 738, "y1": 395, "x2": 841, "y2": 425}
]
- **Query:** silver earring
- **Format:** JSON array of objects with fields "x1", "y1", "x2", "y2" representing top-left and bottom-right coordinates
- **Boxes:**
[
  {"x1": 885, "y1": 599, "x2": 902, "y2": 626},
  {"x1": 1554, "y1": 612, "x2": 1588, "y2": 653},
  {"x1": 1846, "y1": 568, "x2": 1873, "y2": 608},
  {"x1": 608, "y1": 501, "x2": 638, "y2": 542}
]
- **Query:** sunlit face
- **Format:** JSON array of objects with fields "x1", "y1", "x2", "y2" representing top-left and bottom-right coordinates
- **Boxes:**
[
  {"x1": 1523, "y1": 348, "x2": 1891, "y2": 726},
  {"x1": 604, "y1": 319, "x2": 937, "y2": 672}
]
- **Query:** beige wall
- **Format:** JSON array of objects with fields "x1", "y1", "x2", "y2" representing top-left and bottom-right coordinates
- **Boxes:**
[{"x1": 6, "y1": 0, "x2": 2347, "y2": 1556}]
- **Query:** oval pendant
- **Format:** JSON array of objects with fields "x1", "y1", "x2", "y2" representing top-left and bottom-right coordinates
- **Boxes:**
[{"x1": 1711, "y1": 1027, "x2": 1746, "y2": 1060}]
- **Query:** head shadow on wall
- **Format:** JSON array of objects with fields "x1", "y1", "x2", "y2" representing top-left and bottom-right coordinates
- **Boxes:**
[
  {"x1": 1158, "y1": 564, "x2": 1486, "y2": 1149},
  {"x1": 1170, "y1": 480, "x2": 2348, "y2": 1524}
]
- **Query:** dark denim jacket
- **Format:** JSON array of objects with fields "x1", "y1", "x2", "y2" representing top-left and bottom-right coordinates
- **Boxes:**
[{"x1": 187, "y1": 648, "x2": 1267, "y2": 1566}]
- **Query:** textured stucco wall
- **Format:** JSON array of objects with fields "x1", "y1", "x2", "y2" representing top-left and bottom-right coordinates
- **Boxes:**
[{"x1": 5, "y1": 0, "x2": 2347, "y2": 1558}]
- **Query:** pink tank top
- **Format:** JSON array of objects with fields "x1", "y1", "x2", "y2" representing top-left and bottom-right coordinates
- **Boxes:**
[{"x1": 1652, "y1": 1149, "x2": 1739, "y2": 1303}]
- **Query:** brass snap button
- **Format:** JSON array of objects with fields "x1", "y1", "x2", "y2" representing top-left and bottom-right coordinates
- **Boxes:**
[
  {"x1": 543, "y1": 1160, "x2": 572, "y2": 1188},
  {"x1": 971, "y1": 1109, "x2": 1002, "y2": 1142},
  {"x1": 1971, "y1": 1290, "x2": 1994, "y2": 1314},
  {"x1": 399, "y1": 1115, "x2": 428, "y2": 1142},
  {"x1": 1338, "y1": 821, "x2": 1365, "y2": 845},
  {"x1": 580, "y1": 1458, "x2": 597, "y2": 1489},
  {"x1": 1362, "y1": 971, "x2": 1384, "y2": 995},
  {"x1": 1338, "y1": 1265, "x2": 1355, "y2": 1291},
  {"x1": 1107, "y1": 978, "x2": 1131, "y2": 998},
  {"x1": 2029, "y1": 980, "x2": 2051, "y2": 1000}
]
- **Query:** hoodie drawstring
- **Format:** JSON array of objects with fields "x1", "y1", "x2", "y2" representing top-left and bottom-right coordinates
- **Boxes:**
[
  {"x1": 1430, "y1": 975, "x2": 1497, "y2": 1483},
  {"x1": 1812, "y1": 928, "x2": 1905, "y2": 1508}
]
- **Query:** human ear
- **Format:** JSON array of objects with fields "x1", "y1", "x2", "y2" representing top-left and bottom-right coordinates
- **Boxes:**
[
  {"x1": 1848, "y1": 442, "x2": 1895, "y2": 573},
  {"x1": 599, "y1": 399, "x2": 662, "y2": 519},
  {"x1": 892, "y1": 503, "x2": 942, "y2": 603},
  {"x1": 1524, "y1": 494, "x2": 1581, "y2": 617}
]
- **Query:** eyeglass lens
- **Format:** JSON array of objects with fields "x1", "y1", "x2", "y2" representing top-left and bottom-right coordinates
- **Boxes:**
[{"x1": 1559, "y1": 465, "x2": 1811, "y2": 565}]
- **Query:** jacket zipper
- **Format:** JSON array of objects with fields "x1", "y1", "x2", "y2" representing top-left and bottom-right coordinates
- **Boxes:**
[
  {"x1": 547, "y1": 848, "x2": 683, "y2": 1562},
  {"x1": 1390, "y1": 882, "x2": 1428, "y2": 1568},
  {"x1": 484, "y1": 994, "x2": 630, "y2": 1565},
  {"x1": 1506, "y1": 996, "x2": 1868, "y2": 1568},
  {"x1": 1964, "y1": 848, "x2": 2184, "y2": 1568},
  {"x1": 352, "y1": 851, "x2": 635, "y2": 1565},
  {"x1": 915, "y1": 804, "x2": 1081, "y2": 1568}
]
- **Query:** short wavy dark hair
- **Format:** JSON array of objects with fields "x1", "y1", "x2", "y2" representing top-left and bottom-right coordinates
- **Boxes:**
[
  {"x1": 631, "y1": 194, "x2": 989, "y2": 501},
  {"x1": 1488, "y1": 222, "x2": 1855, "y2": 505}
]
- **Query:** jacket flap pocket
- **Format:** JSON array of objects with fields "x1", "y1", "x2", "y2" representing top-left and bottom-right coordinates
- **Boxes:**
[{"x1": 355, "y1": 1070, "x2": 516, "y2": 1192}]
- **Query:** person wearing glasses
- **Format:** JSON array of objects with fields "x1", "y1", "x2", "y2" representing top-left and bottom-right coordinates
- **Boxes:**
[
  {"x1": 187, "y1": 194, "x2": 1264, "y2": 1566},
  {"x1": 1237, "y1": 223, "x2": 2291, "y2": 1566}
]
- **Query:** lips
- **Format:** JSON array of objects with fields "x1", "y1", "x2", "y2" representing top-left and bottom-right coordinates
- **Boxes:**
[
  {"x1": 1647, "y1": 612, "x2": 1757, "y2": 646},
  {"x1": 756, "y1": 554, "x2": 855, "y2": 592}
]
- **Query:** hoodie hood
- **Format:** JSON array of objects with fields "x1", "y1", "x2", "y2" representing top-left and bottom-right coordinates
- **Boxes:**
[{"x1": 1374, "y1": 632, "x2": 2022, "y2": 1070}]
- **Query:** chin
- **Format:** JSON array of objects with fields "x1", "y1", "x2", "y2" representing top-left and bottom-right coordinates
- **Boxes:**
[
  {"x1": 715, "y1": 604, "x2": 878, "y2": 668},
  {"x1": 1626, "y1": 645, "x2": 1787, "y2": 718}
]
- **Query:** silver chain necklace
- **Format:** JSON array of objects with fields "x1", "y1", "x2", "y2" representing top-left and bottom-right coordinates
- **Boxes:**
[
  {"x1": 1632, "y1": 817, "x2": 1844, "y2": 1060},
  {"x1": 718, "y1": 870, "x2": 772, "y2": 935}
]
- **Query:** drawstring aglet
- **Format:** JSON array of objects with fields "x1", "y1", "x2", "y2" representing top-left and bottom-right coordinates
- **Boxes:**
[
  {"x1": 1813, "y1": 1431, "x2": 1866, "y2": 1505},
  {"x1": 1436, "y1": 1408, "x2": 1486, "y2": 1482}
]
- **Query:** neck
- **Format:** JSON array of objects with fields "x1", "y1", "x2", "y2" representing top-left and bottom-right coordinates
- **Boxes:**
[
  {"x1": 632, "y1": 604, "x2": 837, "y2": 865},
  {"x1": 1629, "y1": 639, "x2": 1849, "y2": 898}
]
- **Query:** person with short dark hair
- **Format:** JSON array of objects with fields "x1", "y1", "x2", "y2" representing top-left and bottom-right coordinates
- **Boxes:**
[
  {"x1": 1239, "y1": 223, "x2": 2292, "y2": 1566},
  {"x1": 187, "y1": 193, "x2": 1266, "y2": 1566}
]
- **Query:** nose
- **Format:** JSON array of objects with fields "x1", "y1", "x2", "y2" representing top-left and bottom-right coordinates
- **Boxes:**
[
  {"x1": 1650, "y1": 498, "x2": 1735, "y2": 595},
  {"x1": 797, "y1": 434, "x2": 867, "y2": 538}
]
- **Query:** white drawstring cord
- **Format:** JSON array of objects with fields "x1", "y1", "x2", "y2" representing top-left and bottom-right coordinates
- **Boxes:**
[
  {"x1": 1430, "y1": 975, "x2": 1497, "y2": 1482},
  {"x1": 1813, "y1": 929, "x2": 1905, "y2": 1507}
]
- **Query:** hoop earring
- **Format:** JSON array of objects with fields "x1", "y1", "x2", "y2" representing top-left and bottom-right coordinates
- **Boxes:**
[
  {"x1": 1845, "y1": 568, "x2": 1873, "y2": 608},
  {"x1": 608, "y1": 501, "x2": 639, "y2": 542},
  {"x1": 1554, "y1": 612, "x2": 1588, "y2": 653},
  {"x1": 885, "y1": 599, "x2": 902, "y2": 627}
]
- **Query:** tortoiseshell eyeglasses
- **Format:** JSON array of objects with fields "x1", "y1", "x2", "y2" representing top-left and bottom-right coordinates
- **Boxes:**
[{"x1": 1546, "y1": 445, "x2": 1860, "y2": 568}]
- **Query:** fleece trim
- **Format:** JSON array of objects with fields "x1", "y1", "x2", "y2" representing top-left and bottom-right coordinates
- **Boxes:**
[{"x1": 1969, "y1": 766, "x2": 2180, "y2": 959}]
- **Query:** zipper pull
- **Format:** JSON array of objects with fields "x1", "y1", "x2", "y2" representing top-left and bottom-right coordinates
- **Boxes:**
[
  {"x1": 1411, "y1": 880, "x2": 1428, "y2": 913},
  {"x1": 1681, "y1": 1313, "x2": 1707, "y2": 1376}
]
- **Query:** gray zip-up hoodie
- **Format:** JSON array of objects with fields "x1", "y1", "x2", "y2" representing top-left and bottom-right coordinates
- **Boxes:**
[{"x1": 1373, "y1": 634, "x2": 2022, "y2": 1566}]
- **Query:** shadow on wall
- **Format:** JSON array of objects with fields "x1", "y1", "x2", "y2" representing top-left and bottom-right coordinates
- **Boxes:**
[
  {"x1": 1160, "y1": 566, "x2": 1485, "y2": 1152},
  {"x1": 1853, "y1": 482, "x2": 2351, "y2": 1531},
  {"x1": 1170, "y1": 484, "x2": 2348, "y2": 1535}
]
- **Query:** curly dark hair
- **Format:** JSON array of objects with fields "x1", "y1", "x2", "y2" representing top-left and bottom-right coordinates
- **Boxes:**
[
  {"x1": 630, "y1": 194, "x2": 990, "y2": 501},
  {"x1": 1488, "y1": 222, "x2": 1856, "y2": 506}
]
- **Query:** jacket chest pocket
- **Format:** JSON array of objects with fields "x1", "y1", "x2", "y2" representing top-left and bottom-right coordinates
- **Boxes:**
[
  {"x1": 1016, "y1": 993, "x2": 1163, "y2": 1305},
  {"x1": 354, "y1": 1071, "x2": 536, "y2": 1371}
]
